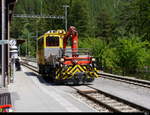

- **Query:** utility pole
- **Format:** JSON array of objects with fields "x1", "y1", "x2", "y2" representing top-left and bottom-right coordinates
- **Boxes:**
[
  {"x1": 26, "y1": 33, "x2": 29, "y2": 57},
  {"x1": 41, "y1": 0, "x2": 43, "y2": 16},
  {"x1": 26, "y1": 32, "x2": 38, "y2": 58},
  {"x1": 1, "y1": 0, "x2": 6, "y2": 87},
  {"x1": 63, "y1": 5, "x2": 69, "y2": 31},
  {"x1": 36, "y1": 30, "x2": 38, "y2": 59},
  {"x1": 26, "y1": 39, "x2": 27, "y2": 57}
]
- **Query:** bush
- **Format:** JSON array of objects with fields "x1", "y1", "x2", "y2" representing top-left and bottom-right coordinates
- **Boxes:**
[
  {"x1": 115, "y1": 36, "x2": 148, "y2": 75},
  {"x1": 79, "y1": 37, "x2": 116, "y2": 71}
]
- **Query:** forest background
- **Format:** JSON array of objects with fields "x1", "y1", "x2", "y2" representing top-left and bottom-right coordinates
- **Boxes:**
[{"x1": 10, "y1": 0, "x2": 150, "y2": 80}]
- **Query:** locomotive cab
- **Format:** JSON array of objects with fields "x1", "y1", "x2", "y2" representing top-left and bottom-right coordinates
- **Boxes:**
[{"x1": 37, "y1": 30, "x2": 66, "y2": 78}]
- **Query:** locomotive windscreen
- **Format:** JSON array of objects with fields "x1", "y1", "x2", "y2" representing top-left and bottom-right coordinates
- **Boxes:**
[{"x1": 46, "y1": 36, "x2": 59, "y2": 47}]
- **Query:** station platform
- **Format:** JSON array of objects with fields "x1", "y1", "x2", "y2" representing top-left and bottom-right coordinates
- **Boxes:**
[
  {"x1": 92, "y1": 77, "x2": 150, "y2": 110},
  {"x1": 7, "y1": 66, "x2": 95, "y2": 112}
]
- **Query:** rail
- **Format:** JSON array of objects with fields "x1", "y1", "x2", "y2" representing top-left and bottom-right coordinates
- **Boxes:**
[
  {"x1": 21, "y1": 57, "x2": 36, "y2": 63},
  {"x1": 99, "y1": 72, "x2": 150, "y2": 88},
  {"x1": 72, "y1": 85, "x2": 150, "y2": 112},
  {"x1": 20, "y1": 61, "x2": 38, "y2": 73}
]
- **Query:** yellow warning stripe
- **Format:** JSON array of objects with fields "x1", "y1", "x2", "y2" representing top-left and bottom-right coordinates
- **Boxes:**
[
  {"x1": 69, "y1": 65, "x2": 78, "y2": 73},
  {"x1": 82, "y1": 65, "x2": 87, "y2": 71},
  {"x1": 67, "y1": 66, "x2": 73, "y2": 72},
  {"x1": 72, "y1": 68, "x2": 82, "y2": 75},
  {"x1": 67, "y1": 65, "x2": 85, "y2": 75},
  {"x1": 56, "y1": 64, "x2": 100, "y2": 80}
]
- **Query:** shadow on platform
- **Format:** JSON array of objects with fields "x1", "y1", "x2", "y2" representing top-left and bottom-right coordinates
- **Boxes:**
[{"x1": 24, "y1": 72, "x2": 93, "y2": 87}]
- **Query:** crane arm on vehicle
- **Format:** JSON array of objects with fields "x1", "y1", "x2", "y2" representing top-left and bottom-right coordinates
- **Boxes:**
[{"x1": 63, "y1": 26, "x2": 78, "y2": 57}]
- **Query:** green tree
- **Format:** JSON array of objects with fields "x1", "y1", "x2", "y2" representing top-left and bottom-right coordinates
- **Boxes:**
[
  {"x1": 68, "y1": 0, "x2": 89, "y2": 37},
  {"x1": 95, "y1": 9, "x2": 114, "y2": 43},
  {"x1": 79, "y1": 37, "x2": 116, "y2": 71},
  {"x1": 115, "y1": 36, "x2": 148, "y2": 75},
  {"x1": 118, "y1": 0, "x2": 150, "y2": 40}
]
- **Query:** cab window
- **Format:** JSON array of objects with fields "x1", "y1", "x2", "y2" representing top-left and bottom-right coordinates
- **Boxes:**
[{"x1": 46, "y1": 36, "x2": 59, "y2": 47}]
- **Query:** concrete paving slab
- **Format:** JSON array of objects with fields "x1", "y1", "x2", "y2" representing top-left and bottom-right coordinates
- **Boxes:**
[
  {"x1": 92, "y1": 77, "x2": 150, "y2": 110},
  {"x1": 8, "y1": 66, "x2": 96, "y2": 112}
]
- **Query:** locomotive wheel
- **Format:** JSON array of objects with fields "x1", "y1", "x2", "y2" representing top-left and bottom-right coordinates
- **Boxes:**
[
  {"x1": 81, "y1": 75, "x2": 95, "y2": 84},
  {"x1": 85, "y1": 77, "x2": 95, "y2": 82},
  {"x1": 41, "y1": 74, "x2": 50, "y2": 82},
  {"x1": 65, "y1": 77, "x2": 83, "y2": 86}
]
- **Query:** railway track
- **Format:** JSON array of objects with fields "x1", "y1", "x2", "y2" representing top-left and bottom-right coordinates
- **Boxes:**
[
  {"x1": 99, "y1": 72, "x2": 150, "y2": 89},
  {"x1": 20, "y1": 60, "x2": 38, "y2": 73},
  {"x1": 21, "y1": 58, "x2": 150, "y2": 89},
  {"x1": 72, "y1": 85, "x2": 150, "y2": 112},
  {"x1": 20, "y1": 59, "x2": 150, "y2": 112}
]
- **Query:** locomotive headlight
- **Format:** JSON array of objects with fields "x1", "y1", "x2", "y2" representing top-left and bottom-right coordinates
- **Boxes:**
[
  {"x1": 60, "y1": 64, "x2": 63, "y2": 67},
  {"x1": 60, "y1": 58, "x2": 64, "y2": 62},
  {"x1": 60, "y1": 30, "x2": 63, "y2": 33},
  {"x1": 58, "y1": 30, "x2": 63, "y2": 34},
  {"x1": 73, "y1": 60, "x2": 78, "y2": 64},
  {"x1": 92, "y1": 58, "x2": 96, "y2": 62}
]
